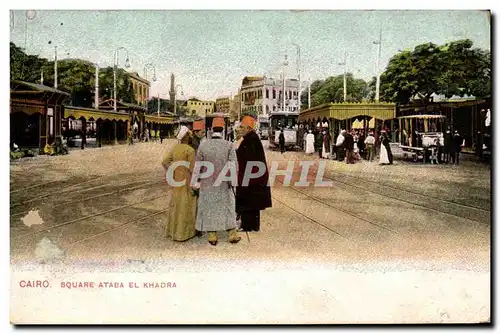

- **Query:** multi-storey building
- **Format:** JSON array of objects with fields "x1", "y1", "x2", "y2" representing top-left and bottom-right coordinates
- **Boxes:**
[
  {"x1": 215, "y1": 97, "x2": 231, "y2": 114},
  {"x1": 186, "y1": 99, "x2": 215, "y2": 117},
  {"x1": 229, "y1": 93, "x2": 241, "y2": 122},
  {"x1": 240, "y1": 76, "x2": 300, "y2": 116},
  {"x1": 128, "y1": 72, "x2": 150, "y2": 107}
]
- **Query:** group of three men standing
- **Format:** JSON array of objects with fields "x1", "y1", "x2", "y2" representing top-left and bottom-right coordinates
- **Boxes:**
[{"x1": 161, "y1": 116, "x2": 272, "y2": 246}]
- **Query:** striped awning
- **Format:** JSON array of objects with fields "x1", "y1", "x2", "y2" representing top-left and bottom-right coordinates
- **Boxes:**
[
  {"x1": 64, "y1": 107, "x2": 130, "y2": 122},
  {"x1": 299, "y1": 102, "x2": 396, "y2": 122},
  {"x1": 145, "y1": 115, "x2": 175, "y2": 124}
]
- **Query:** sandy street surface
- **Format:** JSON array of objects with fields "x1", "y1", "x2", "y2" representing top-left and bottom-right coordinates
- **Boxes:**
[{"x1": 9, "y1": 140, "x2": 491, "y2": 324}]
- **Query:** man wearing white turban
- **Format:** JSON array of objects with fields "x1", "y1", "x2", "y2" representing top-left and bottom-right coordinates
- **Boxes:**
[{"x1": 161, "y1": 125, "x2": 197, "y2": 242}]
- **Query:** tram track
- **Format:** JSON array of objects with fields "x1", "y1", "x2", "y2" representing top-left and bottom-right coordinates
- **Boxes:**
[
  {"x1": 273, "y1": 178, "x2": 402, "y2": 237},
  {"x1": 12, "y1": 193, "x2": 168, "y2": 240},
  {"x1": 330, "y1": 172, "x2": 490, "y2": 213},
  {"x1": 9, "y1": 173, "x2": 163, "y2": 210},
  {"x1": 10, "y1": 177, "x2": 165, "y2": 219},
  {"x1": 63, "y1": 207, "x2": 169, "y2": 248},
  {"x1": 321, "y1": 172, "x2": 490, "y2": 225}
]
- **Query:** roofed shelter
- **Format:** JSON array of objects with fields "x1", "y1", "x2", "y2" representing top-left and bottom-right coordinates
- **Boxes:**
[
  {"x1": 10, "y1": 80, "x2": 70, "y2": 152},
  {"x1": 299, "y1": 102, "x2": 397, "y2": 139}
]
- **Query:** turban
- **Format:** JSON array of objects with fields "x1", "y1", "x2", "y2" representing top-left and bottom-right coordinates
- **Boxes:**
[
  {"x1": 176, "y1": 125, "x2": 190, "y2": 140},
  {"x1": 241, "y1": 116, "x2": 256, "y2": 128},
  {"x1": 193, "y1": 120, "x2": 205, "y2": 131}
]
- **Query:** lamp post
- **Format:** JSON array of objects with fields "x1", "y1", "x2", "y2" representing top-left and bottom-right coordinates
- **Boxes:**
[
  {"x1": 282, "y1": 54, "x2": 289, "y2": 111},
  {"x1": 338, "y1": 50, "x2": 347, "y2": 102},
  {"x1": 174, "y1": 84, "x2": 183, "y2": 115},
  {"x1": 373, "y1": 29, "x2": 382, "y2": 103},
  {"x1": 292, "y1": 43, "x2": 301, "y2": 112},
  {"x1": 113, "y1": 46, "x2": 130, "y2": 113}
]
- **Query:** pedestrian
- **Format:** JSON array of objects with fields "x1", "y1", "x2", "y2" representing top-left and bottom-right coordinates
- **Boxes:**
[
  {"x1": 343, "y1": 130, "x2": 354, "y2": 164},
  {"x1": 279, "y1": 129, "x2": 285, "y2": 154},
  {"x1": 305, "y1": 130, "x2": 315, "y2": 155},
  {"x1": 192, "y1": 117, "x2": 241, "y2": 246},
  {"x1": 364, "y1": 132, "x2": 375, "y2": 162},
  {"x1": 379, "y1": 131, "x2": 392, "y2": 165},
  {"x1": 444, "y1": 130, "x2": 453, "y2": 163},
  {"x1": 159, "y1": 128, "x2": 164, "y2": 144},
  {"x1": 297, "y1": 124, "x2": 305, "y2": 150},
  {"x1": 382, "y1": 130, "x2": 393, "y2": 164},
  {"x1": 335, "y1": 130, "x2": 346, "y2": 161},
  {"x1": 235, "y1": 116, "x2": 272, "y2": 232},
  {"x1": 191, "y1": 119, "x2": 206, "y2": 151},
  {"x1": 315, "y1": 130, "x2": 323, "y2": 158},
  {"x1": 358, "y1": 130, "x2": 366, "y2": 159},
  {"x1": 161, "y1": 126, "x2": 197, "y2": 242},
  {"x1": 321, "y1": 130, "x2": 331, "y2": 159},
  {"x1": 303, "y1": 129, "x2": 308, "y2": 152},
  {"x1": 451, "y1": 130, "x2": 464, "y2": 165}
]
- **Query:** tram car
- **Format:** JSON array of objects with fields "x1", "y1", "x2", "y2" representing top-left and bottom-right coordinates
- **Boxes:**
[
  {"x1": 397, "y1": 115, "x2": 448, "y2": 162},
  {"x1": 257, "y1": 115, "x2": 270, "y2": 139},
  {"x1": 205, "y1": 113, "x2": 230, "y2": 139},
  {"x1": 268, "y1": 111, "x2": 299, "y2": 150}
]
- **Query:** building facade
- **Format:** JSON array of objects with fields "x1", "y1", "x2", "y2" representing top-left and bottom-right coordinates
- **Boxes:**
[
  {"x1": 186, "y1": 99, "x2": 215, "y2": 117},
  {"x1": 128, "y1": 72, "x2": 150, "y2": 107},
  {"x1": 229, "y1": 93, "x2": 241, "y2": 122},
  {"x1": 240, "y1": 76, "x2": 300, "y2": 116},
  {"x1": 215, "y1": 97, "x2": 230, "y2": 114}
]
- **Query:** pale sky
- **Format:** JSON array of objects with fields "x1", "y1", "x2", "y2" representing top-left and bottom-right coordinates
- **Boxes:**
[{"x1": 10, "y1": 10, "x2": 490, "y2": 100}]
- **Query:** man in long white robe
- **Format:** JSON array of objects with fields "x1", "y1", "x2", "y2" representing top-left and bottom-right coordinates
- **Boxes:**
[{"x1": 305, "y1": 130, "x2": 315, "y2": 154}]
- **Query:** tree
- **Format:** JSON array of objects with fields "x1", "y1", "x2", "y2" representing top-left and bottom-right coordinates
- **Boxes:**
[
  {"x1": 300, "y1": 74, "x2": 369, "y2": 109},
  {"x1": 380, "y1": 39, "x2": 491, "y2": 105}
]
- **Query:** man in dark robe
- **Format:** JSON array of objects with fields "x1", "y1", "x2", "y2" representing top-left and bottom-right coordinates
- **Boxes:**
[
  {"x1": 236, "y1": 116, "x2": 272, "y2": 232},
  {"x1": 315, "y1": 130, "x2": 323, "y2": 158},
  {"x1": 343, "y1": 130, "x2": 354, "y2": 164},
  {"x1": 279, "y1": 129, "x2": 285, "y2": 154},
  {"x1": 358, "y1": 131, "x2": 366, "y2": 159},
  {"x1": 451, "y1": 131, "x2": 463, "y2": 165},
  {"x1": 444, "y1": 130, "x2": 453, "y2": 163}
]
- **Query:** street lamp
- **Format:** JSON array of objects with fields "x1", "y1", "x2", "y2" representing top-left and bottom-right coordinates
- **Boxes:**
[
  {"x1": 373, "y1": 29, "x2": 382, "y2": 103},
  {"x1": 338, "y1": 50, "x2": 347, "y2": 102},
  {"x1": 113, "y1": 46, "x2": 130, "y2": 113},
  {"x1": 282, "y1": 54, "x2": 289, "y2": 111},
  {"x1": 292, "y1": 43, "x2": 301, "y2": 112}
]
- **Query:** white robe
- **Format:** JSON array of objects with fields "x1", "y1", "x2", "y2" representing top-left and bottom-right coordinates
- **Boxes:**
[
  {"x1": 305, "y1": 134, "x2": 315, "y2": 154},
  {"x1": 379, "y1": 143, "x2": 390, "y2": 164}
]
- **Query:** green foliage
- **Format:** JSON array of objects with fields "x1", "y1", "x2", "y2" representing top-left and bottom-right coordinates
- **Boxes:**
[
  {"x1": 380, "y1": 39, "x2": 491, "y2": 104},
  {"x1": 300, "y1": 74, "x2": 369, "y2": 109},
  {"x1": 10, "y1": 42, "x2": 136, "y2": 107}
]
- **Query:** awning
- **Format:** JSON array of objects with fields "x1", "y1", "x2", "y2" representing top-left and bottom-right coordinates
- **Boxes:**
[
  {"x1": 145, "y1": 115, "x2": 175, "y2": 124},
  {"x1": 10, "y1": 101, "x2": 46, "y2": 115},
  {"x1": 64, "y1": 107, "x2": 130, "y2": 122},
  {"x1": 352, "y1": 118, "x2": 375, "y2": 129},
  {"x1": 299, "y1": 102, "x2": 396, "y2": 122}
]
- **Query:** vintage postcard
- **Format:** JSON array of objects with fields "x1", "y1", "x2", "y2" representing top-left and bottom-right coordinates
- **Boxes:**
[{"x1": 8, "y1": 7, "x2": 491, "y2": 324}]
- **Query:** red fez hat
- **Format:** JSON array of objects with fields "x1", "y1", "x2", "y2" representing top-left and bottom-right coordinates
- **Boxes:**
[
  {"x1": 193, "y1": 120, "x2": 205, "y2": 131},
  {"x1": 212, "y1": 117, "x2": 225, "y2": 128}
]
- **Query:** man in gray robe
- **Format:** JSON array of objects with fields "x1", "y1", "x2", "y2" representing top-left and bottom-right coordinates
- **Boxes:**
[{"x1": 192, "y1": 118, "x2": 241, "y2": 246}]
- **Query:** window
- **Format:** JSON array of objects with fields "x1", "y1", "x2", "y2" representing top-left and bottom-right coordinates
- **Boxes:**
[
  {"x1": 266, "y1": 89, "x2": 269, "y2": 99},
  {"x1": 272, "y1": 89, "x2": 276, "y2": 99},
  {"x1": 266, "y1": 105, "x2": 269, "y2": 113}
]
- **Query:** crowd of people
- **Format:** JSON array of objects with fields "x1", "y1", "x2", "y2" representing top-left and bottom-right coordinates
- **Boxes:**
[
  {"x1": 161, "y1": 116, "x2": 272, "y2": 246},
  {"x1": 297, "y1": 122, "x2": 394, "y2": 165}
]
